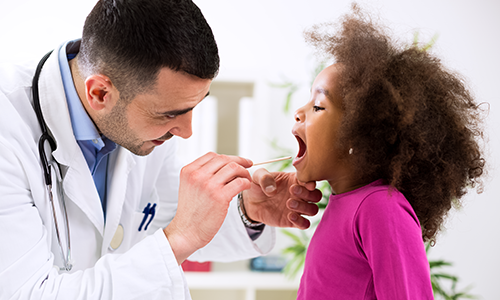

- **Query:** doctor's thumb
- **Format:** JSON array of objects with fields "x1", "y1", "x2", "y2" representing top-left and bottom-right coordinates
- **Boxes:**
[{"x1": 252, "y1": 168, "x2": 277, "y2": 196}]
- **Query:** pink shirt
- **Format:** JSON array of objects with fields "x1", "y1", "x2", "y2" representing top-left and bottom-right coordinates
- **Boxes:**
[{"x1": 297, "y1": 180, "x2": 434, "y2": 299}]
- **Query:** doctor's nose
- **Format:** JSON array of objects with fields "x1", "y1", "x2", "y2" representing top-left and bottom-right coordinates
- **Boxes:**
[{"x1": 169, "y1": 111, "x2": 193, "y2": 139}]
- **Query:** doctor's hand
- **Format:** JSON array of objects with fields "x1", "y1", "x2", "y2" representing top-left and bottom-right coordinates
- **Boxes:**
[
  {"x1": 242, "y1": 169, "x2": 322, "y2": 230},
  {"x1": 163, "y1": 152, "x2": 253, "y2": 265}
]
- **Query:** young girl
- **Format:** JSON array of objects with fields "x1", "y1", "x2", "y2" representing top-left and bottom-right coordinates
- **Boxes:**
[{"x1": 292, "y1": 5, "x2": 485, "y2": 299}]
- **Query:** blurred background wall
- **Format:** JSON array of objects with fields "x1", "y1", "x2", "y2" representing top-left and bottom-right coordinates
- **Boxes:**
[{"x1": 1, "y1": 0, "x2": 498, "y2": 298}]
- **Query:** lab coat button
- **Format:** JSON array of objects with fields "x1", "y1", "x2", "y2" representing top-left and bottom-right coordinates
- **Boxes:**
[{"x1": 110, "y1": 224, "x2": 124, "y2": 250}]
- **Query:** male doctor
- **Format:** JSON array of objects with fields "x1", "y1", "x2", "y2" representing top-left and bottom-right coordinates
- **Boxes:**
[{"x1": 0, "y1": 0, "x2": 321, "y2": 299}]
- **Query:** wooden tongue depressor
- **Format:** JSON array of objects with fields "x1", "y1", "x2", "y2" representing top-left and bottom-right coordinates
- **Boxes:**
[{"x1": 252, "y1": 156, "x2": 292, "y2": 166}]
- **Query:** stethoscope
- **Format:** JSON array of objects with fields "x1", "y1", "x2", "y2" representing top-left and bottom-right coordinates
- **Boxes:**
[{"x1": 32, "y1": 50, "x2": 73, "y2": 271}]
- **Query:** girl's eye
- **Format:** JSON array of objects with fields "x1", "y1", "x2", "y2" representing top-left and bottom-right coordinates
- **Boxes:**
[{"x1": 313, "y1": 106, "x2": 325, "y2": 112}]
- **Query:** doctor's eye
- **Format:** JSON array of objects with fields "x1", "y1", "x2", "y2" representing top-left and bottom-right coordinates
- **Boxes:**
[
  {"x1": 158, "y1": 113, "x2": 177, "y2": 120},
  {"x1": 313, "y1": 106, "x2": 325, "y2": 112}
]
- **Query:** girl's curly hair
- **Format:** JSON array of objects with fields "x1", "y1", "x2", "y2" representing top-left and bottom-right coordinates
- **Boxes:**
[{"x1": 305, "y1": 4, "x2": 486, "y2": 242}]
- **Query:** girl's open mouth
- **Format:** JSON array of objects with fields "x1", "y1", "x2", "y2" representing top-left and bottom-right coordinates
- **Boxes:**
[{"x1": 293, "y1": 134, "x2": 307, "y2": 166}]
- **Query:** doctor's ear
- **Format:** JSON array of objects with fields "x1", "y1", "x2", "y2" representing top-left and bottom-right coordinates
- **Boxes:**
[{"x1": 84, "y1": 75, "x2": 119, "y2": 111}]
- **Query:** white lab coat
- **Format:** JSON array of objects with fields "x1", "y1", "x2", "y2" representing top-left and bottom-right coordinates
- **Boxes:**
[{"x1": 0, "y1": 46, "x2": 275, "y2": 299}]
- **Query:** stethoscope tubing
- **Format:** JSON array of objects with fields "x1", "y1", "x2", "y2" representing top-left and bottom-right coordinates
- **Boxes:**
[
  {"x1": 32, "y1": 50, "x2": 56, "y2": 186},
  {"x1": 32, "y1": 50, "x2": 72, "y2": 271}
]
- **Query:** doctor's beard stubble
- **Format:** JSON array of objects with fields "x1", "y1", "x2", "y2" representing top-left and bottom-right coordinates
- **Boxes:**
[{"x1": 95, "y1": 97, "x2": 171, "y2": 157}]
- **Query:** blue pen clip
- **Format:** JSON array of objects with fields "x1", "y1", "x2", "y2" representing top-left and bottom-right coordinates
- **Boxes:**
[{"x1": 138, "y1": 202, "x2": 156, "y2": 231}]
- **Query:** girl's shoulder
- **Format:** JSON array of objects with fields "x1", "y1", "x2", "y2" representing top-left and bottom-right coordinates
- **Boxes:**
[
  {"x1": 354, "y1": 180, "x2": 421, "y2": 229},
  {"x1": 336, "y1": 179, "x2": 405, "y2": 207}
]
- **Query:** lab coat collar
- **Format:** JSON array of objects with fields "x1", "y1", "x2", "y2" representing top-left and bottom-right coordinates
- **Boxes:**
[
  {"x1": 36, "y1": 45, "x2": 108, "y2": 235},
  {"x1": 102, "y1": 146, "x2": 136, "y2": 254}
]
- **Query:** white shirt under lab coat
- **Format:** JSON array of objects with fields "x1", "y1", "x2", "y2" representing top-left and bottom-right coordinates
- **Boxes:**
[{"x1": 0, "y1": 46, "x2": 275, "y2": 299}]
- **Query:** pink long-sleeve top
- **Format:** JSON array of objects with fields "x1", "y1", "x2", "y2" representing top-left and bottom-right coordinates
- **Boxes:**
[{"x1": 297, "y1": 179, "x2": 434, "y2": 299}]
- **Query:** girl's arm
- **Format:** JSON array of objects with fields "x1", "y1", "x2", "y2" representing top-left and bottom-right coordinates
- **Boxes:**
[{"x1": 355, "y1": 190, "x2": 434, "y2": 300}]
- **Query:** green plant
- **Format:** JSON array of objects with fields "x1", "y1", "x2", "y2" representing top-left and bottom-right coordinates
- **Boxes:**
[
  {"x1": 412, "y1": 31, "x2": 439, "y2": 52},
  {"x1": 268, "y1": 59, "x2": 328, "y2": 115},
  {"x1": 281, "y1": 229, "x2": 308, "y2": 279},
  {"x1": 268, "y1": 81, "x2": 299, "y2": 114},
  {"x1": 427, "y1": 244, "x2": 477, "y2": 300}
]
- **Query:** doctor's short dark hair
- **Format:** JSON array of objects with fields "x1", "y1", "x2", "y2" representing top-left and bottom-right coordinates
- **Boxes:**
[
  {"x1": 78, "y1": 0, "x2": 219, "y2": 101},
  {"x1": 305, "y1": 4, "x2": 486, "y2": 243}
]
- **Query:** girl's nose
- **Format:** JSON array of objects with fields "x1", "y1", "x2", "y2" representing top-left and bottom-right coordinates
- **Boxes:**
[{"x1": 294, "y1": 108, "x2": 304, "y2": 122}]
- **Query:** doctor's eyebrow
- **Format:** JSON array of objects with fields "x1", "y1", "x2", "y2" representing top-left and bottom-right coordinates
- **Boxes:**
[
  {"x1": 158, "y1": 92, "x2": 210, "y2": 116},
  {"x1": 160, "y1": 107, "x2": 194, "y2": 117}
]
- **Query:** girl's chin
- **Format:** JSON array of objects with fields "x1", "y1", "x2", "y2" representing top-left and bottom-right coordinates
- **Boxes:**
[
  {"x1": 296, "y1": 169, "x2": 325, "y2": 184},
  {"x1": 295, "y1": 170, "x2": 313, "y2": 184}
]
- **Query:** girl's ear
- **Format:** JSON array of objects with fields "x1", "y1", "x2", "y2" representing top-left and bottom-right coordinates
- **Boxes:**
[{"x1": 84, "y1": 74, "x2": 119, "y2": 112}]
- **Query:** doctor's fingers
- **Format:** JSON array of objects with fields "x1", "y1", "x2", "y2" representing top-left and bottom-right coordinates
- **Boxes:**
[
  {"x1": 192, "y1": 169, "x2": 252, "y2": 203},
  {"x1": 181, "y1": 157, "x2": 252, "y2": 196},
  {"x1": 251, "y1": 168, "x2": 277, "y2": 196},
  {"x1": 287, "y1": 198, "x2": 319, "y2": 217},
  {"x1": 290, "y1": 184, "x2": 322, "y2": 204},
  {"x1": 202, "y1": 161, "x2": 253, "y2": 201},
  {"x1": 287, "y1": 212, "x2": 312, "y2": 230},
  {"x1": 297, "y1": 180, "x2": 317, "y2": 192},
  {"x1": 183, "y1": 152, "x2": 253, "y2": 174},
  {"x1": 181, "y1": 152, "x2": 217, "y2": 174},
  {"x1": 211, "y1": 161, "x2": 253, "y2": 190}
]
